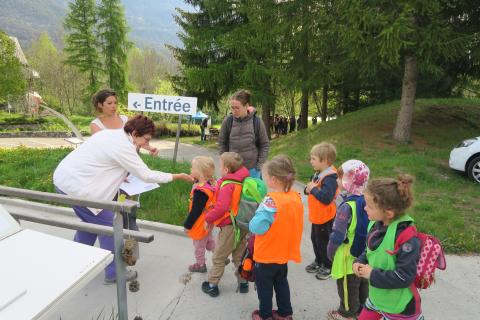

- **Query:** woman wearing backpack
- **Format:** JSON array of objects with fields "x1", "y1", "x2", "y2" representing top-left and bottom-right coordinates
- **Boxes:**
[
  {"x1": 353, "y1": 174, "x2": 423, "y2": 320},
  {"x1": 218, "y1": 89, "x2": 270, "y2": 179}
]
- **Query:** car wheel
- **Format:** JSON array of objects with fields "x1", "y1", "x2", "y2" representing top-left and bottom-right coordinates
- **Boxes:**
[{"x1": 467, "y1": 155, "x2": 480, "y2": 183}]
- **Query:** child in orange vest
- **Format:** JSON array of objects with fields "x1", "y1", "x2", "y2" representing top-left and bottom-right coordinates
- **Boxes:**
[
  {"x1": 250, "y1": 155, "x2": 304, "y2": 320},
  {"x1": 183, "y1": 156, "x2": 216, "y2": 273},
  {"x1": 304, "y1": 142, "x2": 338, "y2": 280},
  {"x1": 201, "y1": 152, "x2": 250, "y2": 297}
]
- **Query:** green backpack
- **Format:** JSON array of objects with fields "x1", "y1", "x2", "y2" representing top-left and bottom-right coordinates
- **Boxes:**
[{"x1": 221, "y1": 177, "x2": 267, "y2": 247}]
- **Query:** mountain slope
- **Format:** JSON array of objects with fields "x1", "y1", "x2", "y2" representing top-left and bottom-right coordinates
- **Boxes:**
[{"x1": 0, "y1": 0, "x2": 192, "y2": 51}]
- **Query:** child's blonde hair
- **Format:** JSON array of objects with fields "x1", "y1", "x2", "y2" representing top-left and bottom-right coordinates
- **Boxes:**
[
  {"x1": 220, "y1": 152, "x2": 243, "y2": 173},
  {"x1": 191, "y1": 156, "x2": 215, "y2": 179},
  {"x1": 262, "y1": 155, "x2": 296, "y2": 192},
  {"x1": 366, "y1": 174, "x2": 414, "y2": 218},
  {"x1": 310, "y1": 142, "x2": 336, "y2": 165}
]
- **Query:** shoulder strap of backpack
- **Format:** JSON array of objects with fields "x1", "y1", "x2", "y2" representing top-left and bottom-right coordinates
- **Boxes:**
[
  {"x1": 224, "y1": 115, "x2": 234, "y2": 150},
  {"x1": 220, "y1": 179, "x2": 242, "y2": 188},
  {"x1": 386, "y1": 225, "x2": 417, "y2": 255},
  {"x1": 253, "y1": 114, "x2": 260, "y2": 148}
]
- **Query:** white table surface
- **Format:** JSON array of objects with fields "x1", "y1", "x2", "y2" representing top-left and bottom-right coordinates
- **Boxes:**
[{"x1": 0, "y1": 229, "x2": 112, "y2": 320}]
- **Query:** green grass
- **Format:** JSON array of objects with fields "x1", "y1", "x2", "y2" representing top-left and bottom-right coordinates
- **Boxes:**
[
  {"x1": 270, "y1": 98, "x2": 480, "y2": 253},
  {"x1": 0, "y1": 111, "x2": 92, "y2": 133},
  {"x1": 0, "y1": 147, "x2": 191, "y2": 225},
  {"x1": 165, "y1": 135, "x2": 219, "y2": 149}
]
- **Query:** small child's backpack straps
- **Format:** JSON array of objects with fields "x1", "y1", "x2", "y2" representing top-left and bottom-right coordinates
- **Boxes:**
[{"x1": 386, "y1": 225, "x2": 417, "y2": 255}]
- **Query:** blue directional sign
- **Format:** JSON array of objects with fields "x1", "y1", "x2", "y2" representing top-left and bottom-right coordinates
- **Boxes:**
[{"x1": 128, "y1": 93, "x2": 197, "y2": 116}]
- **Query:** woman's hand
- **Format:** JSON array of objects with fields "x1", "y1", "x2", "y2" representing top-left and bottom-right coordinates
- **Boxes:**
[{"x1": 173, "y1": 173, "x2": 195, "y2": 183}]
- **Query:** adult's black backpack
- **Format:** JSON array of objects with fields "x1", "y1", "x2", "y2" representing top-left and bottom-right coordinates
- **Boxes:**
[{"x1": 224, "y1": 114, "x2": 261, "y2": 149}]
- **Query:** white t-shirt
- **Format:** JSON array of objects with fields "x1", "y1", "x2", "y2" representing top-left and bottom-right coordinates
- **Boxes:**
[
  {"x1": 91, "y1": 114, "x2": 128, "y2": 130},
  {"x1": 53, "y1": 129, "x2": 172, "y2": 202}
]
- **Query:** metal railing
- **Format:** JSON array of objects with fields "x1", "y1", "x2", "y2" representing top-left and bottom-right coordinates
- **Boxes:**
[{"x1": 0, "y1": 185, "x2": 153, "y2": 320}]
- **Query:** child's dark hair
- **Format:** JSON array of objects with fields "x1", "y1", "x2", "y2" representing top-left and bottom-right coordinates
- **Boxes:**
[
  {"x1": 92, "y1": 89, "x2": 117, "y2": 112},
  {"x1": 366, "y1": 174, "x2": 414, "y2": 217},
  {"x1": 262, "y1": 155, "x2": 296, "y2": 192}
]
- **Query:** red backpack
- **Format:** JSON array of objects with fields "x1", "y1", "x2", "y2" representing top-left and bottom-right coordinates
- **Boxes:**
[{"x1": 387, "y1": 225, "x2": 447, "y2": 289}]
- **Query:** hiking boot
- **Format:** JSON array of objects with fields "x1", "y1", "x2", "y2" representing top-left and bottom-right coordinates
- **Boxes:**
[
  {"x1": 305, "y1": 261, "x2": 320, "y2": 273},
  {"x1": 315, "y1": 266, "x2": 331, "y2": 280},
  {"x1": 201, "y1": 281, "x2": 219, "y2": 297},
  {"x1": 188, "y1": 263, "x2": 207, "y2": 273},
  {"x1": 104, "y1": 270, "x2": 138, "y2": 284},
  {"x1": 327, "y1": 310, "x2": 355, "y2": 320},
  {"x1": 252, "y1": 310, "x2": 273, "y2": 320},
  {"x1": 239, "y1": 282, "x2": 249, "y2": 293}
]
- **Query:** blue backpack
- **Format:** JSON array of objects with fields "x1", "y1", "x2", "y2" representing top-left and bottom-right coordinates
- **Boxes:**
[{"x1": 343, "y1": 195, "x2": 369, "y2": 257}]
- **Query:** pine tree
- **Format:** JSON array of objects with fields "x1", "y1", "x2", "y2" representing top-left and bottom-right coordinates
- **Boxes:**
[
  {"x1": 168, "y1": 1, "x2": 247, "y2": 111},
  {"x1": 97, "y1": 0, "x2": 131, "y2": 99},
  {"x1": 336, "y1": 0, "x2": 471, "y2": 142},
  {"x1": 64, "y1": 0, "x2": 101, "y2": 99}
]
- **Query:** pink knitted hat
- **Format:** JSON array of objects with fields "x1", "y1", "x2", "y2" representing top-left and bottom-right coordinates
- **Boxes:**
[{"x1": 341, "y1": 160, "x2": 370, "y2": 195}]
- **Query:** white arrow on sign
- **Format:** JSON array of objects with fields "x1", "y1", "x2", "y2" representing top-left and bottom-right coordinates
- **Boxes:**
[{"x1": 128, "y1": 93, "x2": 197, "y2": 116}]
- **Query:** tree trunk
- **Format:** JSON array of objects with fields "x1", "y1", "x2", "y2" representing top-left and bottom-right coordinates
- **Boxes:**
[
  {"x1": 341, "y1": 90, "x2": 350, "y2": 114},
  {"x1": 300, "y1": 88, "x2": 308, "y2": 129},
  {"x1": 353, "y1": 89, "x2": 360, "y2": 110},
  {"x1": 322, "y1": 86, "x2": 328, "y2": 122},
  {"x1": 311, "y1": 90, "x2": 322, "y2": 116},
  {"x1": 393, "y1": 55, "x2": 418, "y2": 142}
]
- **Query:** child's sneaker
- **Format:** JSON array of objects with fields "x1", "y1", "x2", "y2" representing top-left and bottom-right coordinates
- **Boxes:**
[
  {"x1": 305, "y1": 261, "x2": 320, "y2": 273},
  {"x1": 188, "y1": 263, "x2": 207, "y2": 273},
  {"x1": 327, "y1": 310, "x2": 354, "y2": 320},
  {"x1": 252, "y1": 310, "x2": 273, "y2": 320},
  {"x1": 201, "y1": 281, "x2": 219, "y2": 297},
  {"x1": 315, "y1": 266, "x2": 331, "y2": 280}
]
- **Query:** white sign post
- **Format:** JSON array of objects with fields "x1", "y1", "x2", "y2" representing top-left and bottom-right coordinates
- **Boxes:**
[{"x1": 128, "y1": 93, "x2": 197, "y2": 164}]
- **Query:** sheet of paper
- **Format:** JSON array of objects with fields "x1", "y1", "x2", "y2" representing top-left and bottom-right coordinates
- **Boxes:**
[{"x1": 120, "y1": 175, "x2": 160, "y2": 196}]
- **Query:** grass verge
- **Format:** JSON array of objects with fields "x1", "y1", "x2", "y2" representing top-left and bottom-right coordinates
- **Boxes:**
[
  {"x1": 0, "y1": 147, "x2": 191, "y2": 225},
  {"x1": 270, "y1": 98, "x2": 480, "y2": 253}
]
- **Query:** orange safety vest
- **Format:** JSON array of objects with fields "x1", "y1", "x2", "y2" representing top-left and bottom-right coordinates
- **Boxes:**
[
  {"x1": 187, "y1": 184, "x2": 215, "y2": 240},
  {"x1": 253, "y1": 191, "x2": 304, "y2": 264},
  {"x1": 212, "y1": 180, "x2": 242, "y2": 226},
  {"x1": 307, "y1": 167, "x2": 339, "y2": 224}
]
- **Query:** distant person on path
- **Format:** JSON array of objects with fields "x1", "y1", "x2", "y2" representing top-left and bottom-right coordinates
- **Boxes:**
[
  {"x1": 326, "y1": 160, "x2": 370, "y2": 320},
  {"x1": 200, "y1": 117, "x2": 208, "y2": 141},
  {"x1": 312, "y1": 115, "x2": 318, "y2": 125},
  {"x1": 289, "y1": 115, "x2": 296, "y2": 132},
  {"x1": 297, "y1": 115, "x2": 302, "y2": 130},
  {"x1": 304, "y1": 143, "x2": 339, "y2": 280},
  {"x1": 201, "y1": 152, "x2": 250, "y2": 297},
  {"x1": 249, "y1": 155, "x2": 304, "y2": 320},
  {"x1": 354, "y1": 175, "x2": 422, "y2": 320},
  {"x1": 218, "y1": 89, "x2": 269, "y2": 179},
  {"x1": 183, "y1": 156, "x2": 216, "y2": 273},
  {"x1": 53, "y1": 115, "x2": 193, "y2": 284}
]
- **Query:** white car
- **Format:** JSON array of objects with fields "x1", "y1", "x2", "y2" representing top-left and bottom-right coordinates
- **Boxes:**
[{"x1": 449, "y1": 137, "x2": 480, "y2": 183}]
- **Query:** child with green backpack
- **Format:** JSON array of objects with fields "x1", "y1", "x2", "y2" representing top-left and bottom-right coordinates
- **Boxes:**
[{"x1": 201, "y1": 152, "x2": 250, "y2": 297}]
